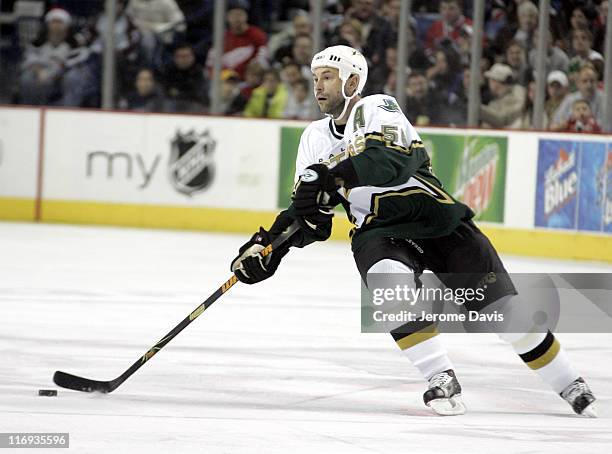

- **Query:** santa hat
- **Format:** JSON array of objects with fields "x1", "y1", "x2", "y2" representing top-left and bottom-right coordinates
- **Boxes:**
[{"x1": 45, "y1": 8, "x2": 72, "y2": 26}]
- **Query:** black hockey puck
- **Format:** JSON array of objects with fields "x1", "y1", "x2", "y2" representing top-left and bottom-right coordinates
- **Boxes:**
[{"x1": 38, "y1": 389, "x2": 57, "y2": 396}]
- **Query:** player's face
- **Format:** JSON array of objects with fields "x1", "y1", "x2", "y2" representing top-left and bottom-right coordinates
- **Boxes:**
[{"x1": 312, "y1": 67, "x2": 345, "y2": 117}]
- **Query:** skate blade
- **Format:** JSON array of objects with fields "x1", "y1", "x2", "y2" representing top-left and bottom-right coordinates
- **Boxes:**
[
  {"x1": 427, "y1": 394, "x2": 466, "y2": 416},
  {"x1": 579, "y1": 402, "x2": 598, "y2": 418}
]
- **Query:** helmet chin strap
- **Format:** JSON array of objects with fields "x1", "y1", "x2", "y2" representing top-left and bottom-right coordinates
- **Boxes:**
[{"x1": 328, "y1": 76, "x2": 358, "y2": 122}]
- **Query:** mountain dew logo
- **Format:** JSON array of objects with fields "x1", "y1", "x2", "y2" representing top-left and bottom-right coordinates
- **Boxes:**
[
  {"x1": 544, "y1": 147, "x2": 578, "y2": 219},
  {"x1": 454, "y1": 142, "x2": 499, "y2": 215}
]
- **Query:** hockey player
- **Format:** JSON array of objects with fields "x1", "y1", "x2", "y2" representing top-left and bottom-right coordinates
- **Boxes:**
[{"x1": 230, "y1": 45, "x2": 597, "y2": 417}]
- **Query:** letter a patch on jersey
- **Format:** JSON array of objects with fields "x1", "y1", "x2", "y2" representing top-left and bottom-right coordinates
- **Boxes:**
[{"x1": 378, "y1": 99, "x2": 400, "y2": 113}]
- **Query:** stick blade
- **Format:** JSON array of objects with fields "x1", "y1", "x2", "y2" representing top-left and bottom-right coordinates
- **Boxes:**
[{"x1": 53, "y1": 371, "x2": 113, "y2": 393}]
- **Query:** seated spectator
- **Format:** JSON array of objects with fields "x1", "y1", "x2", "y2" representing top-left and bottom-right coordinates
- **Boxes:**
[
  {"x1": 504, "y1": 40, "x2": 529, "y2": 86},
  {"x1": 528, "y1": 28, "x2": 569, "y2": 75},
  {"x1": 239, "y1": 60, "x2": 265, "y2": 100},
  {"x1": 244, "y1": 68, "x2": 287, "y2": 118},
  {"x1": 82, "y1": 0, "x2": 143, "y2": 98},
  {"x1": 281, "y1": 62, "x2": 303, "y2": 88},
  {"x1": 519, "y1": 79, "x2": 540, "y2": 129},
  {"x1": 127, "y1": 0, "x2": 186, "y2": 62},
  {"x1": 445, "y1": 65, "x2": 471, "y2": 126},
  {"x1": 593, "y1": 0, "x2": 608, "y2": 53},
  {"x1": 127, "y1": 0, "x2": 185, "y2": 33},
  {"x1": 161, "y1": 43, "x2": 208, "y2": 112},
  {"x1": 551, "y1": 65, "x2": 604, "y2": 130},
  {"x1": 560, "y1": 99, "x2": 601, "y2": 133},
  {"x1": 446, "y1": 60, "x2": 494, "y2": 126},
  {"x1": 119, "y1": 68, "x2": 167, "y2": 112},
  {"x1": 513, "y1": 1, "x2": 538, "y2": 50},
  {"x1": 382, "y1": 0, "x2": 401, "y2": 32},
  {"x1": 545, "y1": 70, "x2": 569, "y2": 124},
  {"x1": 567, "y1": 29, "x2": 603, "y2": 87},
  {"x1": 87, "y1": 0, "x2": 140, "y2": 57},
  {"x1": 479, "y1": 63, "x2": 526, "y2": 129},
  {"x1": 424, "y1": 0, "x2": 473, "y2": 53},
  {"x1": 334, "y1": 19, "x2": 363, "y2": 52},
  {"x1": 484, "y1": 0, "x2": 508, "y2": 42},
  {"x1": 268, "y1": 11, "x2": 311, "y2": 62},
  {"x1": 285, "y1": 35, "x2": 313, "y2": 79},
  {"x1": 479, "y1": 47, "x2": 496, "y2": 104},
  {"x1": 382, "y1": 0, "x2": 418, "y2": 41},
  {"x1": 346, "y1": 0, "x2": 393, "y2": 66},
  {"x1": 403, "y1": 72, "x2": 449, "y2": 126},
  {"x1": 569, "y1": 5, "x2": 597, "y2": 31},
  {"x1": 219, "y1": 69, "x2": 248, "y2": 116},
  {"x1": 18, "y1": 8, "x2": 77, "y2": 105},
  {"x1": 284, "y1": 78, "x2": 312, "y2": 120},
  {"x1": 208, "y1": 1, "x2": 268, "y2": 80},
  {"x1": 425, "y1": 43, "x2": 462, "y2": 99},
  {"x1": 364, "y1": 46, "x2": 398, "y2": 96},
  {"x1": 178, "y1": 0, "x2": 214, "y2": 61}
]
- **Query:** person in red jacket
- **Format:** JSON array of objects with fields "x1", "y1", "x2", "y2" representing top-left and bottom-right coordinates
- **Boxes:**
[
  {"x1": 424, "y1": 0, "x2": 473, "y2": 52},
  {"x1": 563, "y1": 99, "x2": 602, "y2": 133},
  {"x1": 206, "y1": 0, "x2": 268, "y2": 80}
]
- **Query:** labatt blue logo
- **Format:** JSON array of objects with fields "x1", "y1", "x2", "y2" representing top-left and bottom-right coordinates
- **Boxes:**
[{"x1": 544, "y1": 148, "x2": 578, "y2": 219}]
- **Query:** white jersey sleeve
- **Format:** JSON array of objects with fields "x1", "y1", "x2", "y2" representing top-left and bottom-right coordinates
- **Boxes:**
[{"x1": 294, "y1": 118, "x2": 344, "y2": 183}]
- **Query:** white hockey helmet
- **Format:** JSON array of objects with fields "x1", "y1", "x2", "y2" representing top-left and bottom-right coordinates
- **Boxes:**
[{"x1": 311, "y1": 45, "x2": 368, "y2": 119}]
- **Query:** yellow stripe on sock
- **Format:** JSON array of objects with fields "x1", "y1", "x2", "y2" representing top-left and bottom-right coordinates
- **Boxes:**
[
  {"x1": 526, "y1": 338, "x2": 561, "y2": 370},
  {"x1": 395, "y1": 325, "x2": 439, "y2": 351}
]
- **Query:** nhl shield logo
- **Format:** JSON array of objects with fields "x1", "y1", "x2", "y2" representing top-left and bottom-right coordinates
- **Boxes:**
[{"x1": 168, "y1": 129, "x2": 216, "y2": 196}]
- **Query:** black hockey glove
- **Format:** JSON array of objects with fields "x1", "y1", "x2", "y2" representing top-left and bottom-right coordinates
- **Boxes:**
[
  {"x1": 292, "y1": 164, "x2": 338, "y2": 237},
  {"x1": 231, "y1": 227, "x2": 290, "y2": 284}
]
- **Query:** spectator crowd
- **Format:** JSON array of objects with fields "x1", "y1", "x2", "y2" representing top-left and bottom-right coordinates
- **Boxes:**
[{"x1": 0, "y1": 0, "x2": 608, "y2": 131}]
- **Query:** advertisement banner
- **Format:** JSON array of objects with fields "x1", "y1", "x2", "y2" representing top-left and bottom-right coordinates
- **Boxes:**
[
  {"x1": 577, "y1": 141, "x2": 607, "y2": 232},
  {"x1": 43, "y1": 111, "x2": 280, "y2": 211},
  {"x1": 603, "y1": 147, "x2": 612, "y2": 233},
  {"x1": 535, "y1": 139, "x2": 580, "y2": 229},
  {"x1": 0, "y1": 108, "x2": 40, "y2": 198},
  {"x1": 422, "y1": 133, "x2": 507, "y2": 223},
  {"x1": 535, "y1": 139, "x2": 611, "y2": 233},
  {"x1": 278, "y1": 127, "x2": 303, "y2": 208}
]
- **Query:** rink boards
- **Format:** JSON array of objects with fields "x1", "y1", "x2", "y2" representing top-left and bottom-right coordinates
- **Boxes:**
[{"x1": 0, "y1": 105, "x2": 610, "y2": 261}]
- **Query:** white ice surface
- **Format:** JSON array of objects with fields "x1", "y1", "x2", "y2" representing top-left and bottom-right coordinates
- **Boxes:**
[{"x1": 1, "y1": 222, "x2": 611, "y2": 454}]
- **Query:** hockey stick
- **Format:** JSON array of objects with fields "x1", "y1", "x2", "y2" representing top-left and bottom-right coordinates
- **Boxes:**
[{"x1": 53, "y1": 222, "x2": 300, "y2": 393}]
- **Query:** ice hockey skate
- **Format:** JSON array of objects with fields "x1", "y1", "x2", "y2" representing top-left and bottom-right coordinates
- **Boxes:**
[
  {"x1": 423, "y1": 369, "x2": 466, "y2": 416},
  {"x1": 560, "y1": 377, "x2": 597, "y2": 418}
]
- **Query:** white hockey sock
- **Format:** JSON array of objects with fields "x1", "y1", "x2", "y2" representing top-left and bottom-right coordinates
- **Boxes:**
[
  {"x1": 366, "y1": 259, "x2": 455, "y2": 382},
  {"x1": 398, "y1": 334, "x2": 454, "y2": 381},
  {"x1": 500, "y1": 331, "x2": 579, "y2": 394}
]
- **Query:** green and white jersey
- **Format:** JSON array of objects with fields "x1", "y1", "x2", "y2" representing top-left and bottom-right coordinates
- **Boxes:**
[{"x1": 294, "y1": 94, "x2": 473, "y2": 250}]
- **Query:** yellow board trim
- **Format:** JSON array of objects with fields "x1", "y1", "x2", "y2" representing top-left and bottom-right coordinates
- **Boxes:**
[
  {"x1": 25, "y1": 199, "x2": 612, "y2": 263},
  {"x1": 525, "y1": 338, "x2": 561, "y2": 370},
  {"x1": 0, "y1": 197, "x2": 36, "y2": 221},
  {"x1": 332, "y1": 219, "x2": 612, "y2": 262},
  {"x1": 478, "y1": 224, "x2": 612, "y2": 263},
  {"x1": 41, "y1": 200, "x2": 279, "y2": 233}
]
